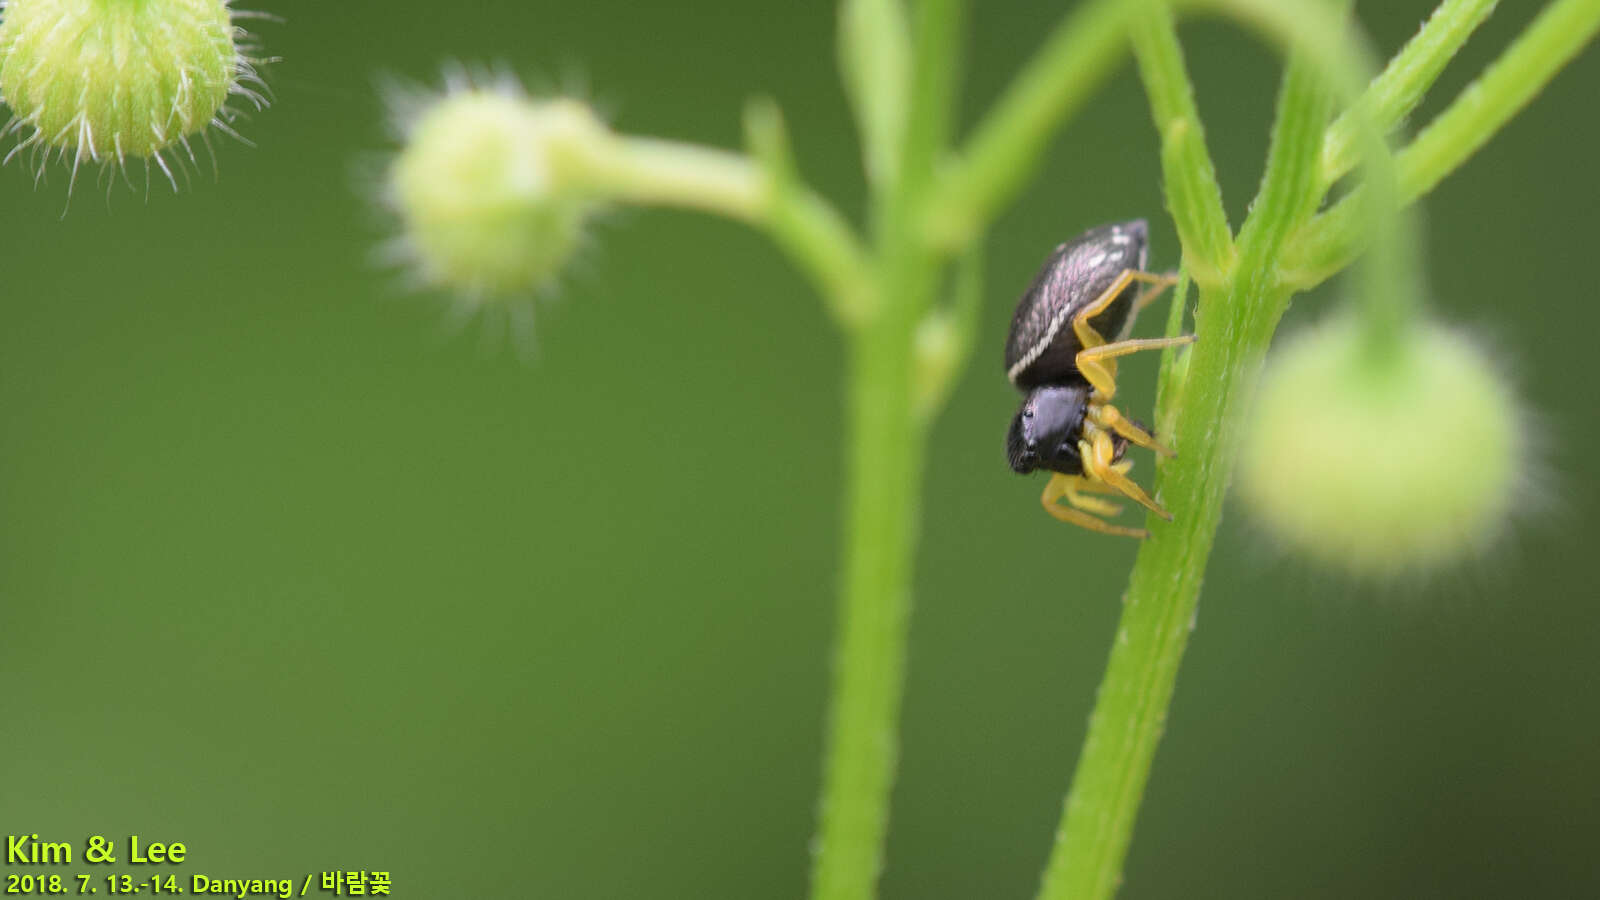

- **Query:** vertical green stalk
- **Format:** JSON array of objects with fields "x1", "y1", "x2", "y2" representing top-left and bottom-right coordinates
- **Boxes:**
[
  {"x1": 1039, "y1": 2, "x2": 1384, "y2": 897},
  {"x1": 812, "y1": 315, "x2": 925, "y2": 900},
  {"x1": 1129, "y1": 3, "x2": 1234, "y2": 282},
  {"x1": 1038, "y1": 59, "x2": 1327, "y2": 898},
  {"x1": 810, "y1": 230, "x2": 941, "y2": 900},
  {"x1": 810, "y1": 3, "x2": 964, "y2": 898},
  {"x1": 1039, "y1": 275, "x2": 1289, "y2": 900}
]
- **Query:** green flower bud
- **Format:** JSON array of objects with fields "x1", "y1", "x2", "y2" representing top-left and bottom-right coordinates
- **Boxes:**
[
  {"x1": 1237, "y1": 315, "x2": 1524, "y2": 577},
  {"x1": 0, "y1": 0, "x2": 262, "y2": 178},
  {"x1": 386, "y1": 82, "x2": 606, "y2": 298}
]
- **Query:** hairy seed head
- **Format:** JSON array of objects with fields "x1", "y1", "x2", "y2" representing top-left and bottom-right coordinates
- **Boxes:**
[
  {"x1": 387, "y1": 83, "x2": 605, "y2": 297},
  {"x1": 1238, "y1": 315, "x2": 1525, "y2": 578},
  {"x1": 0, "y1": 0, "x2": 255, "y2": 173}
]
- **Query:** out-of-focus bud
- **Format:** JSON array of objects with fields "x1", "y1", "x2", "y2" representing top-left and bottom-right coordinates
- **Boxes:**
[
  {"x1": 386, "y1": 83, "x2": 607, "y2": 298},
  {"x1": 1238, "y1": 315, "x2": 1523, "y2": 577}
]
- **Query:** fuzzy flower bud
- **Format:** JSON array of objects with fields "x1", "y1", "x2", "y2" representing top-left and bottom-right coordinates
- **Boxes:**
[
  {"x1": 386, "y1": 83, "x2": 606, "y2": 298},
  {"x1": 1237, "y1": 315, "x2": 1524, "y2": 577},
  {"x1": 0, "y1": 0, "x2": 260, "y2": 174}
]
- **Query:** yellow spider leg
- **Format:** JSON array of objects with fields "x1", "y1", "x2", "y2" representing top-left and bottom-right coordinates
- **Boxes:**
[
  {"x1": 1070, "y1": 269, "x2": 1179, "y2": 352},
  {"x1": 1062, "y1": 475, "x2": 1125, "y2": 517},
  {"x1": 1069, "y1": 270, "x2": 1132, "y2": 353},
  {"x1": 1080, "y1": 432, "x2": 1172, "y2": 520},
  {"x1": 1092, "y1": 402, "x2": 1176, "y2": 457},
  {"x1": 1042, "y1": 502, "x2": 1149, "y2": 538},
  {"x1": 1071, "y1": 271, "x2": 1186, "y2": 397},
  {"x1": 1040, "y1": 473, "x2": 1147, "y2": 538},
  {"x1": 1075, "y1": 336, "x2": 1196, "y2": 399},
  {"x1": 1078, "y1": 335, "x2": 1196, "y2": 363},
  {"x1": 1125, "y1": 272, "x2": 1180, "y2": 325},
  {"x1": 1074, "y1": 356, "x2": 1118, "y2": 399},
  {"x1": 1066, "y1": 475, "x2": 1125, "y2": 495}
]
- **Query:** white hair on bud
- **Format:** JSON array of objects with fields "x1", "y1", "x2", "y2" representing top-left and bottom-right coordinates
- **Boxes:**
[{"x1": 0, "y1": 0, "x2": 277, "y2": 199}]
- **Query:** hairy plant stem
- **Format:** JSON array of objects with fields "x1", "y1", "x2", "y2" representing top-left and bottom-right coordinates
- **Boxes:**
[
  {"x1": 813, "y1": 312, "x2": 926, "y2": 900},
  {"x1": 1320, "y1": 0, "x2": 1499, "y2": 188},
  {"x1": 1042, "y1": 39, "x2": 1343, "y2": 900},
  {"x1": 1045, "y1": 278, "x2": 1288, "y2": 900},
  {"x1": 1038, "y1": 2, "x2": 1397, "y2": 896},
  {"x1": 568, "y1": 129, "x2": 874, "y2": 322},
  {"x1": 812, "y1": 238, "x2": 940, "y2": 900},
  {"x1": 1285, "y1": 0, "x2": 1600, "y2": 286},
  {"x1": 809, "y1": 3, "x2": 963, "y2": 899},
  {"x1": 1130, "y1": 3, "x2": 1234, "y2": 282}
]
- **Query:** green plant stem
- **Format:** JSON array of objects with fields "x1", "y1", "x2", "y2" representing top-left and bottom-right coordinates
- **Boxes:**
[
  {"x1": 923, "y1": 0, "x2": 1363, "y2": 259},
  {"x1": 901, "y1": 0, "x2": 967, "y2": 192},
  {"x1": 1399, "y1": 0, "x2": 1600, "y2": 200},
  {"x1": 577, "y1": 133, "x2": 874, "y2": 322},
  {"x1": 1129, "y1": 5, "x2": 1235, "y2": 283},
  {"x1": 811, "y1": 316, "x2": 925, "y2": 900},
  {"x1": 912, "y1": 243, "x2": 984, "y2": 420},
  {"x1": 809, "y1": 3, "x2": 965, "y2": 899},
  {"x1": 1044, "y1": 279, "x2": 1289, "y2": 900},
  {"x1": 745, "y1": 101, "x2": 879, "y2": 327},
  {"x1": 1286, "y1": 0, "x2": 1600, "y2": 287},
  {"x1": 838, "y1": 0, "x2": 912, "y2": 192},
  {"x1": 1321, "y1": 0, "x2": 1498, "y2": 188},
  {"x1": 1040, "y1": 25, "x2": 1344, "y2": 899},
  {"x1": 810, "y1": 205, "x2": 942, "y2": 900},
  {"x1": 924, "y1": 0, "x2": 1137, "y2": 249},
  {"x1": 1153, "y1": 267, "x2": 1192, "y2": 439}
]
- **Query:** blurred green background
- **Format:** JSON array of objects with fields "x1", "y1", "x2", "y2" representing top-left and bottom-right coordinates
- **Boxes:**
[{"x1": 3, "y1": 1, "x2": 1597, "y2": 897}]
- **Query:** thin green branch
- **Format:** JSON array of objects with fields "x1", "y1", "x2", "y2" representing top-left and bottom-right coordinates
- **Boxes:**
[
  {"x1": 1321, "y1": 0, "x2": 1499, "y2": 188},
  {"x1": 1130, "y1": 5, "x2": 1236, "y2": 285},
  {"x1": 899, "y1": 0, "x2": 967, "y2": 201},
  {"x1": 745, "y1": 101, "x2": 879, "y2": 326},
  {"x1": 812, "y1": 322, "x2": 926, "y2": 900},
  {"x1": 1154, "y1": 267, "x2": 1193, "y2": 441},
  {"x1": 579, "y1": 129, "x2": 875, "y2": 326},
  {"x1": 912, "y1": 243, "x2": 984, "y2": 420},
  {"x1": 579, "y1": 135, "x2": 766, "y2": 218},
  {"x1": 1240, "y1": 47, "x2": 1342, "y2": 260},
  {"x1": 838, "y1": 0, "x2": 912, "y2": 192},
  {"x1": 923, "y1": 0, "x2": 1137, "y2": 250},
  {"x1": 1401, "y1": 0, "x2": 1599, "y2": 200},
  {"x1": 1285, "y1": 0, "x2": 1600, "y2": 288}
]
